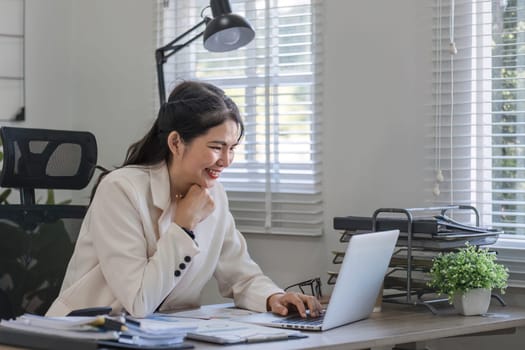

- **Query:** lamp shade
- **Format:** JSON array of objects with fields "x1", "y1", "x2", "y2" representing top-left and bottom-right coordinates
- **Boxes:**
[{"x1": 203, "y1": 0, "x2": 254, "y2": 52}]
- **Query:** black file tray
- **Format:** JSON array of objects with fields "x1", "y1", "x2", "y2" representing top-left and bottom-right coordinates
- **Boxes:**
[
  {"x1": 334, "y1": 216, "x2": 441, "y2": 234},
  {"x1": 332, "y1": 205, "x2": 504, "y2": 314}
]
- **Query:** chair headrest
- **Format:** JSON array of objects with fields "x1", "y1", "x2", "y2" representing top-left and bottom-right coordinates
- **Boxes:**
[{"x1": 0, "y1": 127, "x2": 98, "y2": 190}]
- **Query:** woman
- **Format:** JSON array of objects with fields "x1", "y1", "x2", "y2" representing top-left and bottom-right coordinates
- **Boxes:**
[{"x1": 47, "y1": 80, "x2": 322, "y2": 318}]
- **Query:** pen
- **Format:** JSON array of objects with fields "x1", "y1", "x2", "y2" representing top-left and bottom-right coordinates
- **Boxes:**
[{"x1": 90, "y1": 317, "x2": 128, "y2": 332}]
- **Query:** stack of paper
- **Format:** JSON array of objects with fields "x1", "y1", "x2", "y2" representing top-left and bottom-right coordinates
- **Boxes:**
[
  {"x1": 0, "y1": 314, "x2": 120, "y2": 340},
  {"x1": 0, "y1": 313, "x2": 196, "y2": 348},
  {"x1": 0, "y1": 307, "x2": 307, "y2": 348},
  {"x1": 120, "y1": 317, "x2": 197, "y2": 346},
  {"x1": 154, "y1": 304, "x2": 308, "y2": 345}
]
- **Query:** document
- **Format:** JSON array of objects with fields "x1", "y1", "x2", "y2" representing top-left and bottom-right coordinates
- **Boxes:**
[
  {"x1": 0, "y1": 307, "x2": 306, "y2": 347},
  {"x1": 0, "y1": 313, "x2": 195, "y2": 348},
  {"x1": 150, "y1": 304, "x2": 308, "y2": 344},
  {"x1": 158, "y1": 302, "x2": 257, "y2": 320},
  {"x1": 121, "y1": 316, "x2": 197, "y2": 346},
  {"x1": 185, "y1": 319, "x2": 307, "y2": 344}
]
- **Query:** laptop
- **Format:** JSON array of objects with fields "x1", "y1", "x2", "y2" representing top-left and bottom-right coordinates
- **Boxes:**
[{"x1": 237, "y1": 229, "x2": 400, "y2": 331}]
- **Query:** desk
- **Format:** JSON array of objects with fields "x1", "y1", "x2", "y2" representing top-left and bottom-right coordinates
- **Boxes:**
[
  {"x1": 1, "y1": 304, "x2": 524, "y2": 350},
  {"x1": 187, "y1": 304, "x2": 525, "y2": 350}
]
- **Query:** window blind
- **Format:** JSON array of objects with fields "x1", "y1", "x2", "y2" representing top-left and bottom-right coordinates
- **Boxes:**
[
  {"x1": 431, "y1": 0, "x2": 525, "y2": 236},
  {"x1": 156, "y1": 0, "x2": 323, "y2": 235}
]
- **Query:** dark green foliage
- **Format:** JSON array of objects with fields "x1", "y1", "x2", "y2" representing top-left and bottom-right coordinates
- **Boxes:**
[{"x1": 0, "y1": 218, "x2": 74, "y2": 317}]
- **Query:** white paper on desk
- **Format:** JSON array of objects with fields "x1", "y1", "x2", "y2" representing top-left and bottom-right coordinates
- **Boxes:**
[
  {"x1": 185, "y1": 319, "x2": 307, "y2": 344},
  {"x1": 128, "y1": 317, "x2": 197, "y2": 335},
  {"x1": 157, "y1": 303, "x2": 256, "y2": 320},
  {"x1": 118, "y1": 330, "x2": 186, "y2": 346},
  {"x1": 115, "y1": 316, "x2": 197, "y2": 346}
]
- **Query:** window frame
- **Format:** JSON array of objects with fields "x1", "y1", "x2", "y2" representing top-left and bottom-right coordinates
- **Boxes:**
[
  {"x1": 156, "y1": 0, "x2": 324, "y2": 236},
  {"x1": 431, "y1": 0, "x2": 525, "y2": 286}
]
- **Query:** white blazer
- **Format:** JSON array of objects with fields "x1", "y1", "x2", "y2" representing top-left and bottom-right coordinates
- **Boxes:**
[{"x1": 46, "y1": 162, "x2": 283, "y2": 317}]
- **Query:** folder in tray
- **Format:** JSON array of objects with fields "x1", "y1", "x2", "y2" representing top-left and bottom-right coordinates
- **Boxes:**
[
  {"x1": 333, "y1": 215, "x2": 499, "y2": 236},
  {"x1": 333, "y1": 216, "x2": 439, "y2": 233}
]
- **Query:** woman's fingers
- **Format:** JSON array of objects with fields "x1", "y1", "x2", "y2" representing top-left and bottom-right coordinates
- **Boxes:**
[{"x1": 269, "y1": 292, "x2": 323, "y2": 318}]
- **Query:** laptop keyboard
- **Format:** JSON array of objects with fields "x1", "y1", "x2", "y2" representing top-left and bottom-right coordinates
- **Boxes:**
[{"x1": 274, "y1": 313, "x2": 325, "y2": 326}]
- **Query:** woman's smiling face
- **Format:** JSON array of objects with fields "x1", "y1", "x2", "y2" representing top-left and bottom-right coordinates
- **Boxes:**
[{"x1": 170, "y1": 119, "x2": 240, "y2": 191}]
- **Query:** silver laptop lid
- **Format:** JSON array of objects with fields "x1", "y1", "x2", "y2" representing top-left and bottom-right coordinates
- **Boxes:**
[{"x1": 322, "y1": 229, "x2": 399, "y2": 330}]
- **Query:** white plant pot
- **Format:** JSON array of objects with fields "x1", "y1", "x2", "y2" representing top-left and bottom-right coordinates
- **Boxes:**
[{"x1": 452, "y1": 288, "x2": 491, "y2": 316}]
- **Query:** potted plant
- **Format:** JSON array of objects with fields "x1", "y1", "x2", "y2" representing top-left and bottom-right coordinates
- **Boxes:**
[{"x1": 427, "y1": 243, "x2": 509, "y2": 315}]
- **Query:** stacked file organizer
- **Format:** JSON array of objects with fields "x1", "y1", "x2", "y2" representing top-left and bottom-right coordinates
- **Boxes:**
[{"x1": 332, "y1": 205, "x2": 503, "y2": 313}]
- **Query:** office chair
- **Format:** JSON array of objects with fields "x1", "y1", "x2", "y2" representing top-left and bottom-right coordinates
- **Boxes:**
[{"x1": 0, "y1": 126, "x2": 98, "y2": 319}]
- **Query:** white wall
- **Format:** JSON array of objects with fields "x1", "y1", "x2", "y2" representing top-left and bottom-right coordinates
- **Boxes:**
[
  {"x1": 14, "y1": 1, "x2": 525, "y2": 348},
  {"x1": 69, "y1": 0, "x2": 155, "y2": 172},
  {"x1": 23, "y1": 0, "x2": 72, "y2": 130}
]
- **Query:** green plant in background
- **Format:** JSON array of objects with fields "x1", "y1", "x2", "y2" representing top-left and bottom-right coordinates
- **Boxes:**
[
  {"x1": 0, "y1": 219, "x2": 75, "y2": 317},
  {"x1": 427, "y1": 244, "x2": 509, "y2": 303}
]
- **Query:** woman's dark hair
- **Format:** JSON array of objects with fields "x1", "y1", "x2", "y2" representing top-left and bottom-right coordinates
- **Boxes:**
[{"x1": 91, "y1": 80, "x2": 244, "y2": 200}]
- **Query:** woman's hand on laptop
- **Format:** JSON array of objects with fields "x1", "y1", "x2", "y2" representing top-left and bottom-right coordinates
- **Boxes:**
[{"x1": 267, "y1": 292, "x2": 323, "y2": 318}]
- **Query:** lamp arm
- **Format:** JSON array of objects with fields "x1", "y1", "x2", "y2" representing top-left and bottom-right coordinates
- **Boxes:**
[{"x1": 156, "y1": 17, "x2": 209, "y2": 104}]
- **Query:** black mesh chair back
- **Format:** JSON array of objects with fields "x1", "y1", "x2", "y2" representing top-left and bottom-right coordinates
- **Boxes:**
[
  {"x1": 0, "y1": 126, "x2": 97, "y2": 204},
  {"x1": 0, "y1": 126, "x2": 98, "y2": 319}
]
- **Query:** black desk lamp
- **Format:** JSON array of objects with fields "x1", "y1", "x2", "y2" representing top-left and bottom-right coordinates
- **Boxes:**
[{"x1": 155, "y1": 0, "x2": 255, "y2": 104}]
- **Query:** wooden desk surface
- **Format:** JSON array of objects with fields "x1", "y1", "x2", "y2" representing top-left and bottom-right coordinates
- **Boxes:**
[
  {"x1": 1, "y1": 304, "x2": 525, "y2": 350},
  {"x1": 186, "y1": 304, "x2": 525, "y2": 350}
]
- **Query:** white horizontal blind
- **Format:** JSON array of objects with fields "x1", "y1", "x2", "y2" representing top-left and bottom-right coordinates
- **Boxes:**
[
  {"x1": 157, "y1": 0, "x2": 323, "y2": 235},
  {"x1": 431, "y1": 0, "x2": 525, "y2": 236},
  {"x1": 0, "y1": 0, "x2": 24, "y2": 122}
]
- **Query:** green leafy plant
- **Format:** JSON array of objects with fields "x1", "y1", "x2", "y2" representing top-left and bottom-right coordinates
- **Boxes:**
[{"x1": 428, "y1": 244, "x2": 509, "y2": 303}]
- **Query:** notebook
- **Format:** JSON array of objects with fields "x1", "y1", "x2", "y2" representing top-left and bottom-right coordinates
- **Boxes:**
[
  {"x1": 184, "y1": 319, "x2": 307, "y2": 344},
  {"x1": 236, "y1": 229, "x2": 400, "y2": 331}
]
